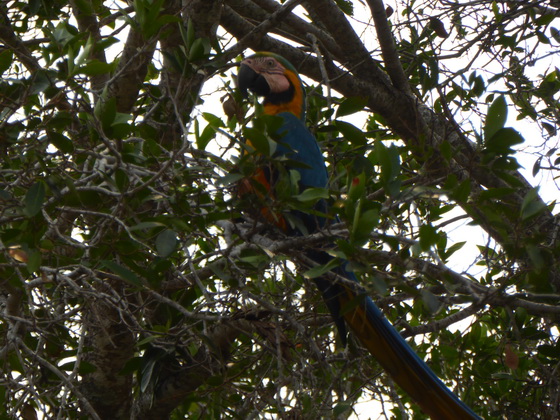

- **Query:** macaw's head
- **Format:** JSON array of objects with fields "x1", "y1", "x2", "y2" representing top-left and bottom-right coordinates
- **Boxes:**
[{"x1": 237, "y1": 52, "x2": 306, "y2": 120}]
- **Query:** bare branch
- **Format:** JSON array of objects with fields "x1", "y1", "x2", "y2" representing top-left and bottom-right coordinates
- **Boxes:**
[{"x1": 365, "y1": 0, "x2": 410, "y2": 93}]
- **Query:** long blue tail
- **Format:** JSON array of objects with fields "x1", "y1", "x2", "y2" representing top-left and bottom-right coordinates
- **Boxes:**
[{"x1": 310, "y1": 250, "x2": 481, "y2": 420}]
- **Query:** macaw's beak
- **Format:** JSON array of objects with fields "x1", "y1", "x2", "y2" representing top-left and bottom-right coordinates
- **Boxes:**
[{"x1": 238, "y1": 63, "x2": 271, "y2": 97}]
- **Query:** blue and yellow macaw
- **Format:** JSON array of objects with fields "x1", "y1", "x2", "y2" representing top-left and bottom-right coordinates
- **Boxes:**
[{"x1": 237, "y1": 51, "x2": 480, "y2": 420}]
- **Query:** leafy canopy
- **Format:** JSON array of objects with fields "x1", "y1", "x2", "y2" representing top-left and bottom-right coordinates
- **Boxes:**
[{"x1": 1, "y1": 1, "x2": 559, "y2": 419}]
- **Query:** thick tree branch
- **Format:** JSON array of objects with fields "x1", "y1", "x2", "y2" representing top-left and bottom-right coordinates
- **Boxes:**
[
  {"x1": 132, "y1": 311, "x2": 283, "y2": 420},
  {"x1": 220, "y1": 0, "x2": 304, "y2": 62},
  {"x1": 108, "y1": 23, "x2": 156, "y2": 113},
  {"x1": 80, "y1": 281, "x2": 135, "y2": 420},
  {"x1": 228, "y1": 0, "x2": 345, "y2": 58},
  {"x1": 157, "y1": 0, "x2": 223, "y2": 148},
  {"x1": 69, "y1": 0, "x2": 109, "y2": 92},
  {"x1": 302, "y1": 0, "x2": 392, "y2": 87},
  {"x1": 365, "y1": 0, "x2": 410, "y2": 93}
]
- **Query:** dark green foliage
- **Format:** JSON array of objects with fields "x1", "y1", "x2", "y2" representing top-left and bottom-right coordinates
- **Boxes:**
[{"x1": 0, "y1": 1, "x2": 559, "y2": 419}]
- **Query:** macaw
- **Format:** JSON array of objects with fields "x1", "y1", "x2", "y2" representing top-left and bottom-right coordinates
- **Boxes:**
[{"x1": 237, "y1": 51, "x2": 480, "y2": 420}]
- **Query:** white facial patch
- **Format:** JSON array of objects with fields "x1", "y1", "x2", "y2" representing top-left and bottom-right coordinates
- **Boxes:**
[{"x1": 252, "y1": 57, "x2": 291, "y2": 94}]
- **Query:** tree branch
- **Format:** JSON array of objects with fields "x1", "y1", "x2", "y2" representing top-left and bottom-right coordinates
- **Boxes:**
[
  {"x1": 0, "y1": 5, "x2": 40, "y2": 73},
  {"x1": 69, "y1": 0, "x2": 109, "y2": 92},
  {"x1": 107, "y1": 20, "x2": 157, "y2": 113},
  {"x1": 132, "y1": 311, "x2": 282, "y2": 420},
  {"x1": 229, "y1": 0, "x2": 345, "y2": 58},
  {"x1": 220, "y1": 0, "x2": 304, "y2": 64},
  {"x1": 302, "y1": 0, "x2": 392, "y2": 87},
  {"x1": 365, "y1": 0, "x2": 410, "y2": 93},
  {"x1": 17, "y1": 337, "x2": 102, "y2": 420},
  {"x1": 80, "y1": 280, "x2": 135, "y2": 420}
]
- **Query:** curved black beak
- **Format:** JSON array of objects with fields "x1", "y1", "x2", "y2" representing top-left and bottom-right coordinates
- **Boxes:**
[{"x1": 237, "y1": 63, "x2": 271, "y2": 98}]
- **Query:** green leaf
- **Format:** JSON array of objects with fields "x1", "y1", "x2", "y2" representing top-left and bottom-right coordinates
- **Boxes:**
[
  {"x1": 26, "y1": 248, "x2": 41, "y2": 273},
  {"x1": 206, "y1": 374, "x2": 224, "y2": 387},
  {"x1": 29, "y1": 69, "x2": 51, "y2": 95},
  {"x1": 0, "y1": 49, "x2": 13, "y2": 74},
  {"x1": 101, "y1": 260, "x2": 144, "y2": 287},
  {"x1": 196, "y1": 112, "x2": 225, "y2": 150},
  {"x1": 538, "y1": 344, "x2": 560, "y2": 359},
  {"x1": 79, "y1": 60, "x2": 115, "y2": 76},
  {"x1": 419, "y1": 224, "x2": 438, "y2": 251},
  {"x1": 419, "y1": 55, "x2": 439, "y2": 92},
  {"x1": 420, "y1": 289, "x2": 441, "y2": 313},
  {"x1": 484, "y1": 95, "x2": 507, "y2": 141},
  {"x1": 536, "y1": 31, "x2": 550, "y2": 45},
  {"x1": 336, "y1": 97, "x2": 367, "y2": 118},
  {"x1": 333, "y1": 403, "x2": 352, "y2": 416},
  {"x1": 348, "y1": 173, "x2": 366, "y2": 202},
  {"x1": 536, "y1": 13, "x2": 556, "y2": 26},
  {"x1": 47, "y1": 131, "x2": 74, "y2": 153},
  {"x1": 197, "y1": 124, "x2": 217, "y2": 150},
  {"x1": 334, "y1": 120, "x2": 367, "y2": 145},
  {"x1": 58, "y1": 360, "x2": 94, "y2": 373},
  {"x1": 485, "y1": 127, "x2": 524, "y2": 155},
  {"x1": 93, "y1": 95, "x2": 117, "y2": 133},
  {"x1": 67, "y1": 44, "x2": 76, "y2": 78},
  {"x1": 203, "y1": 112, "x2": 225, "y2": 129},
  {"x1": 448, "y1": 178, "x2": 471, "y2": 202},
  {"x1": 491, "y1": 1, "x2": 500, "y2": 19},
  {"x1": 478, "y1": 187, "x2": 515, "y2": 201},
  {"x1": 25, "y1": 181, "x2": 46, "y2": 217},
  {"x1": 469, "y1": 74, "x2": 485, "y2": 97},
  {"x1": 73, "y1": 35, "x2": 95, "y2": 72},
  {"x1": 77, "y1": 361, "x2": 97, "y2": 375},
  {"x1": 444, "y1": 241, "x2": 466, "y2": 260},
  {"x1": 525, "y1": 244, "x2": 545, "y2": 271},
  {"x1": 129, "y1": 222, "x2": 166, "y2": 231},
  {"x1": 294, "y1": 187, "x2": 329, "y2": 202},
  {"x1": 140, "y1": 357, "x2": 157, "y2": 393},
  {"x1": 491, "y1": 372, "x2": 514, "y2": 380},
  {"x1": 238, "y1": 251, "x2": 270, "y2": 266},
  {"x1": 188, "y1": 37, "x2": 210, "y2": 61},
  {"x1": 264, "y1": 115, "x2": 286, "y2": 138},
  {"x1": 58, "y1": 361, "x2": 75, "y2": 372},
  {"x1": 439, "y1": 140, "x2": 452, "y2": 162},
  {"x1": 155, "y1": 229, "x2": 177, "y2": 258},
  {"x1": 114, "y1": 168, "x2": 129, "y2": 192},
  {"x1": 551, "y1": 27, "x2": 560, "y2": 44},
  {"x1": 243, "y1": 127, "x2": 271, "y2": 156},
  {"x1": 136, "y1": 0, "x2": 166, "y2": 37},
  {"x1": 520, "y1": 187, "x2": 547, "y2": 221},
  {"x1": 52, "y1": 21, "x2": 77, "y2": 46},
  {"x1": 334, "y1": 0, "x2": 353, "y2": 15},
  {"x1": 72, "y1": 0, "x2": 94, "y2": 14},
  {"x1": 520, "y1": 327, "x2": 549, "y2": 340},
  {"x1": 376, "y1": 142, "x2": 401, "y2": 195},
  {"x1": 217, "y1": 172, "x2": 245, "y2": 186},
  {"x1": 184, "y1": 19, "x2": 196, "y2": 51},
  {"x1": 532, "y1": 158, "x2": 541, "y2": 177},
  {"x1": 303, "y1": 259, "x2": 340, "y2": 279},
  {"x1": 351, "y1": 208, "x2": 378, "y2": 245},
  {"x1": 0, "y1": 189, "x2": 11, "y2": 201}
]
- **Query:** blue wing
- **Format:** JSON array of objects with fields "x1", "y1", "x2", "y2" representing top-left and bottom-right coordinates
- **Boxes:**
[
  {"x1": 274, "y1": 112, "x2": 328, "y2": 189},
  {"x1": 272, "y1": 112, "x2": 480, "y2": 420}
]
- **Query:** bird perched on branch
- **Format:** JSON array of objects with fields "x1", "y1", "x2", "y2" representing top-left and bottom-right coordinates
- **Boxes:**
[{"x1": 236, "y1": 51, "x2": 480, "y2": 420}]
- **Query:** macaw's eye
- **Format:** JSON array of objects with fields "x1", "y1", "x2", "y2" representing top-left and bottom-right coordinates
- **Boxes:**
[{"x1": 266, "y1": 59, "x2": 275, "y2": 67}]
